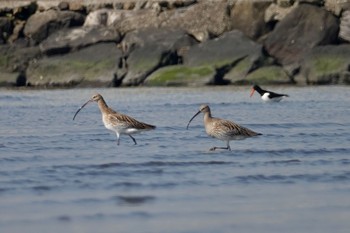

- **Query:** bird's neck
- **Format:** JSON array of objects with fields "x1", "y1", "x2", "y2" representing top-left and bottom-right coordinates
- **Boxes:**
[
  {"x1": 97, "y1": 98, "x2": 110, "y2": 114},
  {"x1": 255, "y1": 87, "x2": 266, "y2": 95},
  {"x1": 203, "y1": 111, "x2": 212, "y2": 124}
]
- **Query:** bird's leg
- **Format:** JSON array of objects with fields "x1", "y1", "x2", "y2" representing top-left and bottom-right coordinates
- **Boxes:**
[
  {"x1": 129, "y1": 135, "x2": 137, "y2": 145},
  {"x1": 116, "y1": 132, "x2": 120, "y2": 145},
  {"x1": 209, "y1": 146, "x2": 229, "y2": 151},
  {"x1": 227, "y1": 141, "x2": 231, "y2": 151},
  {"x1": 209, "y1": 142, "x2": 231, "y2": 151}
]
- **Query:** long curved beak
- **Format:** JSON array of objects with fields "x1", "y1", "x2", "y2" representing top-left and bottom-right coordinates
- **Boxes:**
[
  {"x1": 186, "y1": 111, "x2": 201, "y2": 129},
  {"x1": 73, "y1": 99, "x2": 93, "y2": 120},
  {"x1": 250, "y1": 88, "x2": 255, "y2": 97}
]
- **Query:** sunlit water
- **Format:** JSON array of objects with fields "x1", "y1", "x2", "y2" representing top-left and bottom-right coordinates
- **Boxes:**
[{"x1": 0, "y1": 86, "x2": 350, "y2": 233}]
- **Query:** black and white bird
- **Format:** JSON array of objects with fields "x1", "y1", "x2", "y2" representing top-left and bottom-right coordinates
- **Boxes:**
[{"x1": 250, "y1": 85, "x2": 289, "y2": 102}]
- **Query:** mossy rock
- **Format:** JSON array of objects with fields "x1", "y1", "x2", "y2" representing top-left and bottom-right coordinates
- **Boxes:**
[
  {"x1": 0, "y1": 53, "x2": 9, "y2": 68},
  {"x1": 27, "y1": 58, "x2": 115, "y2": 86},
  {"x1": 145, "y1": 65, "x2": 215, "y2": 86},
  {"x1": 305, "y1": 54, "x2": 349, "y2": 84},
  {"x1": 224, "y1": 57, "x2": 255, "y2": 83},
  {"x1": 0, "y1": 71, "x2": 19, "y2": 86},
  {"x1": 26, "y1": 43, "x2": 120, "y2": 87},
  {"x1": 300, "y1": 45, "x2": 350, "y2": 84},
  {"x1": 245, "y1": 65, "x2": 292, "y2": 84}
]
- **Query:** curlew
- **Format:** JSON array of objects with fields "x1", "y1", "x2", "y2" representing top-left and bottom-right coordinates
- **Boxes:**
[
  {"x1": 187, "y1": 104, "x2": 261, "y2": 151},
  {"x1": 73, "y1": 94, "x2": 155, "y2": 145}
]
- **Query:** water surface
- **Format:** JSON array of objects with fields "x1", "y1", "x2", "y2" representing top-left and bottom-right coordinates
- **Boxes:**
[{"x1": 1, "y1": 86, "x2": 350, "y2": 233}]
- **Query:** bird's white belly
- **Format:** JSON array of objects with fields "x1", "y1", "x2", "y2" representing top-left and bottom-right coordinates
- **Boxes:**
[
  {"x1": 103, "y1": 120, "x2": 142, "y2": 135},
  {"x1": 262, "y1": 93, "x2": 282, "y2": 102},
  {"x1": 103, "y1": 121, "x2": 117, "y2": 131}
]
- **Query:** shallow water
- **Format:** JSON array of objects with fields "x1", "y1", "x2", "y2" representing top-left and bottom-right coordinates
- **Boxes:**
[{"x1": 0, "y1": 86, "x2": 350, "y2": 233}]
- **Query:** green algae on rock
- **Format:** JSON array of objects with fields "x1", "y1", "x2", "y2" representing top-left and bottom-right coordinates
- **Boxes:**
[{"x1": 145, "y1": 65, "x2": 215, "y2": 86}]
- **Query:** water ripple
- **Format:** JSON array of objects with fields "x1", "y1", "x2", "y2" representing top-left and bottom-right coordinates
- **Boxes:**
[
  {"x1": 113, "y1": 195, "x2": 156, "y2": 205},
  {"x1": 236, "y1": 171, "x2": 350, "y2": 184}
]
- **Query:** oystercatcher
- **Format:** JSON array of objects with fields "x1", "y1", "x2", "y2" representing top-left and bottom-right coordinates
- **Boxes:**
[{"x1": 250, "y1": 85, "x2": 289, "y2": 102}]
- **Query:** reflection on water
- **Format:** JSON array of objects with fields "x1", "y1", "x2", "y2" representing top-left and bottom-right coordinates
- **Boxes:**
[{"x1": 0, "y1": 86, "x2": 350, "y2": 233}]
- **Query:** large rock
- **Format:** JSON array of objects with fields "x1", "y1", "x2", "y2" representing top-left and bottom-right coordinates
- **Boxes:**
[
  {"x1": 84, "y1": 9, "x2": 130, "y2": 27},
  {"x1": 39, "y1": 26, "x2": 121, "y2": 55},
  {"x1": 24, "y1": 9, "x2": 85, "y2": 45},
  {"x1": 183, "y1": 30, "x2": 264, "y2": 84},
  {"x1": 84, "y1": 9, "x2": 160, "y2": 34},
  {"x1": 325, "y1": 0, "x2": 350, "y2": 16},
  {"x1": 230, "y1": 0, "x2": 271, "y2": 40},
  {"x1": 120, "y1": 27, "x2": 198, "y2": 86},
  {"x1": 299, "y1": 45, "x2": 350, "y2": 85},
  {"x1": 84, "y1": 1, "x2": 232, "y2": 40},
  {"x1": 0, "y1": 45, "x2": 41, "y2": 86},
  {"x1": 339, "y1": 10, "x2": 350, "y2": 42},
  {"x1": 146, "y1": 30, "x2": 264, "y2": 86},
  {"x1": 160, "y1": 0, "x2": 232, "y2": 40},
  {"x1": 0, "y1": 45, "x2": 41, "y2": 72},
  {"x1": 26, "y1": 43, "x2": 122, "y2": 87},
  {"x1": 0, "y1": 45, "x2": 18, "y2": 86},
  {"x1": 264, "y1": 1, "x2": 298, "y2": 23},
  {"x1": 264, "y1": 4, "x2": 339, "y2": 67},
  {"x1": 245, "y1": 65, "x2": 292, "y2": 85}
]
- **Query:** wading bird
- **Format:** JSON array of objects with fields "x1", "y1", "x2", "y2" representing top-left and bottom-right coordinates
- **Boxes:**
[
  {"x1": 73, "y1": 94, "x2": 155, "y2": 145},
  {"x1": 250, "y1": 84, "x2": 289, "y2": 102},
  {"x1": 187, "y1": 104, "x2": 261, "y2": 151}
]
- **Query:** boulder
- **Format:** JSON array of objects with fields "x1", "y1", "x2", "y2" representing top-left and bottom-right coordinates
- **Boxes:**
[
  {"x1": 58, "y1": 1, "x2": 69, "y2": 11},
  {"x1": 84, "y1": 9, "x2": 125, "y2": 27},
  {"x1": 264, "y1": 4, "x2": 339, "y2": 67},
  {"x1": 26, "y1": 43, "x2": 122, "y2": 87},
  {"x1": 299, "y1": 45, "x2": 350, "y2": 85},
  {"x1": 146, "y1": 30, "x2": 265, "y2": 86},
  {"x1": 325, "y1": 0, "x2": 350, "y2": 16},
  {"x1": 120, "y1": 27, "x2": 198, "y2": 86},
  {"x1": 264, "y1": 2, "x2": 298, "y2": 23},
  {"x1": 68, "y1": 1, "x2": 85, "y2": 12},
  {"x1": 224, "y1": 56, "x2": 274, "y2": 84},
  {"x1": 0, "y1": 45, "x2": 40, "y2": 86},
  {"x1": 230, "y1": 0, "x2": 271, "y2": 40},
  {"x1": 8, "y1": 20, "x2": 25, "y2": 44},
  {"x1": 0, "y1": 45, "x2": 41, "y2": 72},
  {"x1": 84, "y1": 9, "x2": 160, "y2": 34},
  {"x1": 245, "y1": 65, "x2": 292, "y2": 85},
  {"x1": 24, "y1": 9, "x2": 85, "y2": 45},
  {"x1": 39, "y1": 26, "x2": 121, "y2": 55},
  {"x1": 114, "y1": 9, "x2": 160, "y2": 34},
  {"x1": 0, "y1": 45, "x2": 17, "y2": 86},
  {"x1": 183, "y1": 30, "x2": 264, "y2": 84},
  {"x1": 160, "y1": 0, "x2": 232, "y2": 40},
  {"x1": 84, "y1": 1, "x2": 232, "y2": 40},
  {"x1": 339, "y1": 10, "x2": 350, "y2": 42}
]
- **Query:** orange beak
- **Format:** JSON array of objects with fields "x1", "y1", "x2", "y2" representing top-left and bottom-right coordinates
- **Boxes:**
[{"x1": 250, "y1": 88, "x2": 255, "y2": 97}]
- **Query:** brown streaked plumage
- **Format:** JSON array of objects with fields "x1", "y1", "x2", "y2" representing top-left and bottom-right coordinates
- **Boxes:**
[
  {"x1": 73, "y1": 94, "x2": 155, "y2": 145},
  {"x1": 187, "y1": 104, "x2": 261, "y2": 151}
]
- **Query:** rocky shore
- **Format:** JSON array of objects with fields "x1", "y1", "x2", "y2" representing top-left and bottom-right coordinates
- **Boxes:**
[{"x1": 1, "y1": 0, "x2": 350, "y2": 88}]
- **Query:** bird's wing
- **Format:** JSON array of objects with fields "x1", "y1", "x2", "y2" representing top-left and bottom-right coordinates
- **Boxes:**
[
  {"x1": 268, "y1": 91, "x2": 289, "y2": 98},
  {"x1": 215, "y1": 119, "x2": 260, "y2": 137},
  {"x1": 107, "y1": 113, "x2": 155, "y2": 129}
]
